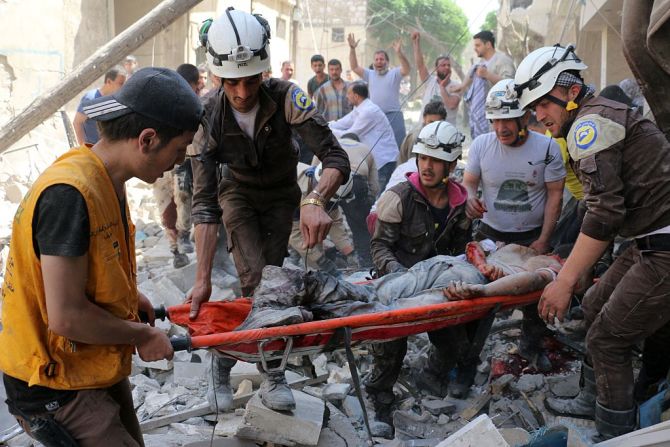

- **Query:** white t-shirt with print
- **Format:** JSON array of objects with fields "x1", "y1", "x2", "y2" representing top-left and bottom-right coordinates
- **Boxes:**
[{"x1": 465, "y1": 130, "x2": 566, "y2": 232}]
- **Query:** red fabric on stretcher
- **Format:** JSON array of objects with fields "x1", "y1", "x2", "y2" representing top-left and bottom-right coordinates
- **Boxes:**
[{"x1": 167, "y1": 299, "x2": 252, "y2": 337}]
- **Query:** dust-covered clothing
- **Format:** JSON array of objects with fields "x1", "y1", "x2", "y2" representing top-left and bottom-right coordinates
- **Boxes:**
[
  {"x1": 465, "y1": 130, "x2": 565, "y2": 233},
  {"x1": 371, "y1": 172, "x2": 471, "y2": 276},
  {"x1": 190, "y1": 79, "x2": 350, "y2": 292},
  {"x1": 563, "y1": 95, "x2": 670, "y2": 412},
  {"x1": 567, "y1": 95, "x2": 670, "y2": 241}
]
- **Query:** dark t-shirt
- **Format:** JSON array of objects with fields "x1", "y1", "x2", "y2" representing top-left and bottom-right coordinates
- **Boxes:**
[
  {"x1": 429, "y1": 202, "x2": 451, "y2": 240},
  {"x1": 307, "y1": 75, "x2": 329, "y2": 97},
  {"x1": 5, "y1": 184, "x2": 128, "y2": 412}
]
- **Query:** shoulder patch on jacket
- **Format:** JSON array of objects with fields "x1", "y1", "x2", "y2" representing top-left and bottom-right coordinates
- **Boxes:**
[
  {"x1": 291, "y1": 88, "x2": 314, "y2": 111},
  {"x1": 567, "y1": 114, "x2": 625, "y2": 161}
]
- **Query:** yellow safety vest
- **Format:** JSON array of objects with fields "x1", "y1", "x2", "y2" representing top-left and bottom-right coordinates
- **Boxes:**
[{"x1": 0, "y1": 145, "x2": 138, "y2": 390}]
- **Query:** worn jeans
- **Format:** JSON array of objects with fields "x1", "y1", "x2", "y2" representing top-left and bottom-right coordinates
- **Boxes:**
[{"x1": 582, "y1": 244, "x2": 670, "y2": 410}]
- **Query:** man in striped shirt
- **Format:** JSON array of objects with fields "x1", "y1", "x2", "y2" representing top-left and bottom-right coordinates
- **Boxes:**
[{"x1": 314, "y1": 59, "x2": 352, "y2": 122}]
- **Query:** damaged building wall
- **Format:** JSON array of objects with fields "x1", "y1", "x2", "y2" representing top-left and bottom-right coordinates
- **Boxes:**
[{"x1": 0, "y1": 0, "x2": 111, "y2": 173}]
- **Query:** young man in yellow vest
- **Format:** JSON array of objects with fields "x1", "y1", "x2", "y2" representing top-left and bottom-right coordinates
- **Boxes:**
[{"x1": 0, "y1": 67, "x2": 203, "y2": 446}]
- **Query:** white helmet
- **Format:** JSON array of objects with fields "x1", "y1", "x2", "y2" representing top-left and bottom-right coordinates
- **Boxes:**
[
  {"x1": 486, "y1": 79, "x2": 525, "y2": 119},
  {"x1": 412, "y1": 121, "x2": 464, "y2": 162},
  {"x1": 315, "y1": 163, "x2": 353, "y2": 200},
  {"x1": 513, "y1": 44, "x2": 587, "y2": 109},
  {"x1": 200, "y1": 7, "x2": 271, "y2": 79}
]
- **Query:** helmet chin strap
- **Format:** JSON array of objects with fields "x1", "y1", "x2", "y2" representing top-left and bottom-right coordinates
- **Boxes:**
[
  {"x1": 545, "y1": 84, "x2": 588, "y2": 112},
  {"x1": 510, "y1": 118, "x2": 527, "y2": 146}
]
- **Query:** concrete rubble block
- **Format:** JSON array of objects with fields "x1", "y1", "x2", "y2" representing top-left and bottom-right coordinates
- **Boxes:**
[
  {"x1": 511, "y1": 374, "x2": 545, "y2": 393},
  {"x1": 166, "y1": 262, "x2": 197, "y2": 293},
  {"x1": 328, "y1": 362, "x2": 353, "y2": 384},
  {"x1": 181, "y1": 439, "x2": 259, "y2": 447},
  {"x1": 491, "y1": 373, "x2": 515, "y2": 395},
  {"x1": 341, "y1": 395, "x2": 364, "y2": 423},
  {"x1": 172, "y1": 362, "x2": 207, "y2": 389},
  {"x1": 142, "y1": 389, "x2": 174, "y2": 418},
  {"x1": 325, "y1": 402, "x2": 365, "y2": 446},
  {"x1": 230, "y1": 362, "x2": 262, "y2": 388},
  {"x1": 393, "y1": 409, "x2": 450, "y2": 440},
  {"x1": 234, "y1": 379, "x2": 254, "y2": 397},
  {"x1": 313, "y1": 354, "x2": 329, "y2": 376},
  {"x1": 499, "y1": 427, "x2": 530, "y2": 445},
  {"x1": 322, "y1": 383, "x2": 351, "y2": 403},
  {"x1": 303, "y1": 385, "x2": 324, "y2": 400},
  {"x1": 214, "y1": 413, "x2": 245, "y2": 437},
  {"x1": 436, "y1": 414, "x2": 510, "y2": 447},
  {"x1": 144, "y1": 222, "x2": 163, "y2": 236},
  {"x1": 236, "y1": 391, "x2": 325, "y2": 446},
  {"x1": 370, "y1": 420, "x2": 394, "y2": 438},
  {"x1": 315, "y1": 427, "x2": 347, "y2": 447},
  {"x1": 147, "y1": 276, "x2": 186, "y2": 308},
  {"x1": 130, "y1": 373, "x2": 162, "y2": 390},
  {"x1": 423, "y1": 399, "x2": 457, "y2": 416},
  {"x1": 546, "y1": 373, "x2": 580, "y2": 398}
]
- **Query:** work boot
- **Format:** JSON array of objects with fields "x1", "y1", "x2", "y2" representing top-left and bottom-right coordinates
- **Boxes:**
[
  {"x1": 177, "y1": 230, "x2": 194, "y2": 254},
  {"x1": 414, "y1": 367, "x2": 450, "y2": 398},
  {"x1": 172, "y1": 248, "x2": 189, "y2": 269},
  {"x1": 259, "y1": 370, "x2": 295, "y2": 411},
  {"x1": 364, "y1": 387, "x2": 395, "y2": 426},
  {"x1": 206, "y1": 356, "x2": 235, "y2": 412},
  {"x1": 593, "y1": 401, "x2": 637, "y2": 441},
  {"x1": 448, "y1": 362, "x2": 477, "y2": 399},
  {"x1": 545, "y1": 362, "x2": 596, "y2": 418}
]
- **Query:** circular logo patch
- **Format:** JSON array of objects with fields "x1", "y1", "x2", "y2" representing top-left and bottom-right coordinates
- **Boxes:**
[
  {"x1": 292, "y1": 88, "x2": 314, "y2": 111},
  {"x1": 574, "y1": 120, "x2": 598, "y2": 150}
]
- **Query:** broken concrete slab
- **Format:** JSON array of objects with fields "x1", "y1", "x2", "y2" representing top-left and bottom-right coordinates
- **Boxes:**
[
  {"x1": 325, "y1": 402, "x2": 364, "y2": 446},
  {"x1": 370, "y1": 420, "x2": 394, "y2": 438},
  {"x1": 499, "y1": 427, "x2": 530, "y2": 445},
  {"x1": 322, "y1": 383, "x2": 351, "y2": 403},
  {"x1": 511, "y1": 374, "x2": 545, "y2": 393},
  {"x1": 236, "y1": 391, "x2": 325, "y2": 446},
  {"x1": 393, "y1": 409, "x2": 450, "y2": 440},
  {"x1": 315, "y1": 427, "x2": 348, "y2": 447},
  {"x1": 342, "y1": 395, "x2": 364, "y2": 424},
  {"x1": 173, "y1": 361, "x2": 207, "y2": 388},
  {"x1": 491, "y1": 374, "x2": 515, "y2": 395},
  {"x1": 436, "y1": 414, "x2": 510, "y2": 447},
  {"x1": 214, "y1": 413, "x2": 245, "y2": 437},
  {"x1": 423, "y1": 399, "x2": 457, "y2": 416},
  {"x1": 546, "y1": 373, "x2": 580, "y2": 398},
  {"x1": 234, "y1": 379, "x2": 253, "y2": 398}
]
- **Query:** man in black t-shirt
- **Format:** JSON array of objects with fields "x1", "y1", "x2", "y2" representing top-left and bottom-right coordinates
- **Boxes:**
[{"x1": 0, "y1": 67, "x2": 202, "y2": 446}]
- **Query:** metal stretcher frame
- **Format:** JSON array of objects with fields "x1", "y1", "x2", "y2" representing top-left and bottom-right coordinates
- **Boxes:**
[{"x1": 171, "y1": 291, "x2": 543, "y2": 364}]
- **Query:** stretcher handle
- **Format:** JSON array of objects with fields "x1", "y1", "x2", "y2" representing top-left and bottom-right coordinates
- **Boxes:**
[
  {"x1": 139, "y1": 305, "x2": 167, "y2": 323},
  {"x1": 169, "y1": 334, "x2": 192, "y2": 352}
]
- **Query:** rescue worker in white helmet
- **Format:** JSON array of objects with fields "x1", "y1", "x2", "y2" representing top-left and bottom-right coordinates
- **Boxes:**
[
  {"x1": 463, "y1": 78, "x2": 565, "y2": 372},
  {"x1": 187, "y1": 7, "x2": 350, "y2": 413},
  {"x1": 514, "y1": 44, "x2": 670, "y2": 441},
  {"x1": 368, "y1": 121, "x2": 479, "y2": 428}
]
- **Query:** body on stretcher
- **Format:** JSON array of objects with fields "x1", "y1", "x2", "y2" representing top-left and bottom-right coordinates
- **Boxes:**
[{"x1": 160, "y1": 290, "x2": 543, "y2": 365}]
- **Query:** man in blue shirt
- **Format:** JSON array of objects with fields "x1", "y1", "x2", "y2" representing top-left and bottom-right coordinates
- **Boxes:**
[{"x1": 73, "y1": 66, "x2": 126, "y2": 145}]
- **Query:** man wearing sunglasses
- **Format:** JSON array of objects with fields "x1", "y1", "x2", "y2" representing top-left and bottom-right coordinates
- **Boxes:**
[
  {"x1": 515, "y1": 45, "x2": 670, "y2": 441},
  {"x1": 367, "y1": 121, "x2": 476, "y2": 426},
  {"x1": 463, "y1": 78, "x2": 565, "y2": 372}
]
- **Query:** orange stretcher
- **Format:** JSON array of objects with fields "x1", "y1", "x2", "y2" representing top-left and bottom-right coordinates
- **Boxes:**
[{"x1": 163, "y1": 290, "x2": 543, "y2": 368}]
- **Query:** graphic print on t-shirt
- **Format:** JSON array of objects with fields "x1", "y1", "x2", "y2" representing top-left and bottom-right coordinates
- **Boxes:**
[{"x1": 494, "y1": 179, "x2": 532, "y2": 212}]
